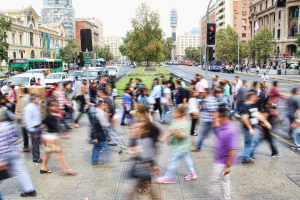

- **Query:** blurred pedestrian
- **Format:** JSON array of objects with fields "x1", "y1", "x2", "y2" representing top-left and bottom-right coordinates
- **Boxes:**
[
  {"x1": 157, "y1": 107, "x2": 197, "y2": 183},
  {"x1": 188, "y1": 90, "x2": 199, "y2": 136},
  {"x1": 120, "y1": 86, "x2": 133, "y2": 126},
  {"x1": 236, "y1": 80, "x2": 247, "y2": 114},
  {"x1": 175, "y1": 80, "x2": 188, "y2": 108},
  {"x1": 261, "y1": 72, "x2": 269, "y2": 91},
  {"x1": 150, "y1": 80, "x2": 162, "y2": 119},
  {"x1": 169, "y1": 77, "x2": 176, "y2": 103},
  {"x1": 195, "y1": 75, "x2": 208, "y2": 100},
  {"x1": 33, "y1": 78, "x2": 42, "y2": 86},
  {"x1": 269, "y1": 81, "x2": 287, "y2": 123},
  {"x1": 161, "y1": 81, "x2": 171, "y2": 124},
  {"x1": 20, "y1": 88, "x2": 31, "y2": 152},
  {"x1": 287, "y1": 88, "x2": 300, "y2": 138},
  {"x1": 23, "y1": 94, "x2": 42, "y2": 163},
  {"x1": 74, "y1": 76, "x2": 82, "y2": 99},
  {"x1": 211, "y1": 104, "x2": 239, "y2": 200}
]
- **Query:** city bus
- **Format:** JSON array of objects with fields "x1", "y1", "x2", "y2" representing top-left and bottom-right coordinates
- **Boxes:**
[
  {"x1": 208, "y1": 60, "x2": 223, "y2": 71},
  {"x1": 9, "y1": 58, "x2": 63, "y2": 74},
  {"x1": 91, "y1": 58, "x2": 106, "y2": 68}
]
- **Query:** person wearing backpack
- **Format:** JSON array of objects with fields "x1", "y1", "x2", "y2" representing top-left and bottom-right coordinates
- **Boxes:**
[{"x1": 160, "y1": 81, "x2": 172, "y2": 124}]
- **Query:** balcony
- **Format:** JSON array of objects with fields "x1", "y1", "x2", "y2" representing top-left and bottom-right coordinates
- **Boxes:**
[{"x1": 218, "y1": 0, "x2": 224, "y2": 7}]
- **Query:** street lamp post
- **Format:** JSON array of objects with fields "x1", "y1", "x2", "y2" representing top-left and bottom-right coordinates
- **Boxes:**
[{"x1": 235, "y1": 13, "x2": 240, "y2": 66}]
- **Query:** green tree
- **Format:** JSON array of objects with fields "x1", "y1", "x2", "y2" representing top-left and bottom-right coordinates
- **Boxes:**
[
  {"x1": 0, "y1": 17, "x2": 12, "y2": 62},
  {"x1": 57, "y1": 38, "x2": 80, "y2": 66},
  {"x1": 184, "y1": 47, "x2": 200, "y2": 62},
  {"x1": 253, "y1": 27, "x2": 273, "y2": 64},
  {"x1": 215, "y1": 25, "x2": 238, "y2": 62},
  {"x1": 162, "y1": 37, "x2": 176, "y2": 60},
  {"x1": 98, "y1": 45, "x2": 114, "y2": 61},
  {"x1": 294, "y1": 28, "x2": 300, "y2": 57},
  {"x1": 127, "y1": 2, "x2": 164, "y2": 66}
]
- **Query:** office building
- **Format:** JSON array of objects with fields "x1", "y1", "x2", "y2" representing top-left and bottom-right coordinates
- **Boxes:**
[
  {"x1": 249, "y1": 0, "x2": 300, "y2": 65},
  {"x1": 41, "y1": 0, "x2": 75, "y2": 39},
  {"x1": 75, "y1": 19, "x2": 101, "y2": 47},
  {"x1": 83, "y1": 18, "x2": 103, "y2": 47},
  {"x1": 190, "y1": 28, "x2": 200, "y2": 35},
  {"x1": 0, "y1": 6, "x2": 66, "y2": 66},
  {"x1": 199, "y1": 3, "x2": 216, "y2": 46},
  {"x1": 215, "y1": 0, "x2": 234, "y2": 29},
  {"x1": 176, "y1": 32, "x2": 200, "y2": 61},
  {"x1": 103, "y1": 36, "x2": 121, "y2": 61}
]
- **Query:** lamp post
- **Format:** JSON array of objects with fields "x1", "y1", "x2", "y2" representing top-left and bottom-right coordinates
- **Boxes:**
[{"x1": 235, "y1": 13, "x2": 240, "y2": 66}]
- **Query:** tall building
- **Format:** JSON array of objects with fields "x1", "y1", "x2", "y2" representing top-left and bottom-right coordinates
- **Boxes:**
[
  {"x1": 199, "y1": 3, "x2": 216, "y2": 46},
  {"x1": 75, "y1": 19, "x2": 100, "y2": 48},
  {"x1": 170, "y1": 7, "x2": 178, "y2": 41},
  {"x1": 103, "y1": 36, "x2": 121, "y2": 61},
  {"x1": 215, "y1": 0, "x2": 234, "y2": 29},
  {"x1": 190, "y1": 28, "x2": 200, "y2": 35},
  {"x1": 0, "y1": 6, "x2": 66, "y2": 66},
  {"x1": 83, "y1": 18, "x2": 103, "y2": 47},
  {"x1": 176, "y1": 32, "x2": 200, "y2": 61},
  {"x1": 233, "y1": 0, "x2": 253, "y2": 43},
  {"x1": 249, "y1": 0, "x2": 300, "y2": 66},
  {"x1": 41, "y1": 0, "x2": 75, "y2": 39}
]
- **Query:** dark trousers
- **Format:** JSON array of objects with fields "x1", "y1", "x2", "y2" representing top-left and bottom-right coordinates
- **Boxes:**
[
  {"x1": 22, "y1": 127, "x2": 29, "y2": 149},
  {"x1": 190, "y1": 114, "x2": 198, "y2": 135},
  {"x1": 262, "y1": 126, "x2": 278, "y2": 156},
  {"x1": 29, "y1": 127, "x2": 41, "y2": 161},
  {"x1": 237, "y1": 101, "x2": 244, "y2": 114},
  {"x1": 289, "y1": 116, "x2": 296, "y2": 136},
  {"x1": 154, "y1": 98, "x2": 162, "y2": 117}
]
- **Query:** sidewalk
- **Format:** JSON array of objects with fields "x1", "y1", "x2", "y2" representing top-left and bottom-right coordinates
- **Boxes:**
[
  {"x1": 2, "y1": 110, "x2": 300, "y2": 199},
  {"x1": 234, "y1": 71, "x2": 300, "y2": 83}
]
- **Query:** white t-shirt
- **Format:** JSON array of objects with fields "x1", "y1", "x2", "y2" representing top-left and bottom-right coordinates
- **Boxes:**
[
  {"x1": 161, "y1": 87, "x2": 171, "y2": 103},
  {"x1": 188, "y1": 98, "x2": 199, "y2": 114}
]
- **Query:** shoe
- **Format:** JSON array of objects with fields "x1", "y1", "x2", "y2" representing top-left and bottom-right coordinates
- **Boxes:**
[
  {"x1": 184, "y1": 173, "x2": 197, "y2": 180},
  {"x1": 21, "y1": 148, "x2": 30, "y2": 152},
  {"x1": 291, "y1": 146, "x2": 297, "y2": 149},
  {"x1": 287, "y1": 134, "x2": 293, "y2": 139},
  {"x1": 156, "y1": 177, "x2": 175, "y2": 184},
  {"x1": 190, "y1": 146, "x2": 201, "y2": 152},
  {"x1": 108, "y1": 142, "x2": 117, "y2": 146},
  {"x1": 92, "y1": 162, "x2": 104, "y2": 165},
  {"x1": 271, "y1": 154, "x2": 282, "y2": 158},
  {"x1": 33, "y1": 159, "x2": 42, "y2": 163},
  {"x1": 242, "y1": 159, "x2": 255, "y2": 164},
  {"x1": 66, "y1": 128, "x2": 73, "y2": 132},
  {"x1": 161, "y1": 121, "x2": 169, "y2": 124},
  {"x1": 20, "y1": 190, "x2": 37, "y2": 197},
  {"x1": 118, "y1": 149, "x2": 127, "y2": 155},
  {"x1": 120, "y1": 123, "x2": 127, "y2": 126},
  {"x1": 40, "y1": 169, "x2": 52, "y2": 174}
]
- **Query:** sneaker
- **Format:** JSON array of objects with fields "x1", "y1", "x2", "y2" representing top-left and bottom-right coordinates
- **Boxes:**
[
  {"x1": 92, "y1": 162, "x2": 104, "y2": 165},
  {"x1": 120, "y1": 123, "x2": 127, "y2": 126},
  {"x1": 108, "y1": 142, "x2": 118, "y2": 146},
  {"x1": 242, "y1": 159, "x2": 255, "y2": 164},
  {"x1": 20, "y1": 191, "x2": 37, "y2": 197},
  {"x1": 184, "y1": 173, "x2": 197, "y2": 181},
  {"x1": 271, "y1": 154, "x2": 282, "y2": 158},
  {"x1": 156, "y1": 177, "x2": 175, "y2": 184},
  {"x1": 291, "y1": 146, "x2": 297, "y2": 149},
  {"x1": 161, "y1": 121, "x2": 169, "y2": 124},
  {"x1": 21, "y1": 148, "x2": 30, "y2": 152},
  {"x1": 287, "y1": 134, "x2": 293, "y2": 139}
]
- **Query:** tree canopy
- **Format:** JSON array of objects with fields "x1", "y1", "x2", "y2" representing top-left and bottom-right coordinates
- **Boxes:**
[
  {"x1": 0, "y1": 17, "x2": 12, "y2": 62},
  {"x1": 94, "y1": 45, "x2": 114, "y2": 61},
  {"x1": 184, "y1": 47, "x2": 201, "y2": 62},
  {"x1": 252, "y1": 27, "x2": 273, "y2": 63},
  {"x1": 162, "y1": 37, "x2": 176, "y2": 60},
  {"x1": 294, "y1": 27, "x2": 300, "y2": 58},
  {"x1": 57, "y1": 38, "x2": 80, "y2": 65}
]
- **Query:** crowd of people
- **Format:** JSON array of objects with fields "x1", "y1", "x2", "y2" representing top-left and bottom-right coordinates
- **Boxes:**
[{"x1": 0, "y1": 70, "x2": 299, "y2": 200}]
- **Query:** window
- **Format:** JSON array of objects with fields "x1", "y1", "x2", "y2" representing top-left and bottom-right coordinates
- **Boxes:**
[
  {"x1": 278, "y1": 11, "x2": 281, "y2": 19},
  {"x1": 254, "y1": 7, "x2": 256, "y2": 12},
  {"x1": 55, "y1": 0, "x2": 59, "y2": 4},
  {"x1": 242, "y1": 11, "x2": 247, "y2": 16},
  {"x1": 290, "y1": 25, "x2": 298, "y2": 37},
  {"x1": 274, "y1": 14, "x2": 276, "y2": 22},
  {"x1": 242, "y1": 4, "x2": 247, "y2": 8},
  {"x1": 260, "y1": 4, "x2": 262, "y2": 11},
  {"x1": 20, "y1": 35, "x2": 22, "y2": 45},
  {"x1": 40, "y1": 39, "x2": 42, "y2": 47},
  {"x1": 242, "y1": 19, "x2": 246, "y2": 23},
  {"x1": 13, "y1": 52, "x2": 16, "y2": 58},
  {"x1": 266, "y1": 1, "x2": 268, "y2": 9},
  {"x1": 272, "y1": 0, "x2": 274, "y2": 5},
  {"x1": 242, "y1": 33, "x2": 246, "y2": 38},
  {"x1": 12, "y1": 33, "x2": 15, "y2": 44},
  {"x1": 261, "y1": 18, "x2": 263, "y2": 26},
  {"x1": 277, "y1": 29, "x2": 281, "y2": 39},
  {"x1": 30, "y1": 32, "x2": 33, "y2": 46},
  {"x1": 267, "y1": 16, "x2": 269, "y2": 24},
  {"x1": 242, "y1": 26, "x2": 246, "y2": 30}
]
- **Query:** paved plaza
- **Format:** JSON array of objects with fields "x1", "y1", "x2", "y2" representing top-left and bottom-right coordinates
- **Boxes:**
[{"x1": 2, "y1": 109, "x2": 300, "y2": 200}]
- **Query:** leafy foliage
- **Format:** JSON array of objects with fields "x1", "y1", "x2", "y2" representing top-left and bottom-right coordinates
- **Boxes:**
[
  {"x1": 184, "y1": 47, "x2": 201, "y2": 62},
  {"x1": 294, "y1": 30, "x2": 300, "y2": 57},
  {"x1": 94, "y1": 45, "x2": 114, "y2": 61},
  {"x1": 57, "y1": 38, "x2": 80, "y2": 65},
  {"x1": 162, "y1": 37, "x2": 176, "y2": 60},
  {"x1": 252, "y1": 27, "x2": 273, "y2": 63},
  {"x1": 0, "y1": 17, "x2": 12, "y2": 62}
]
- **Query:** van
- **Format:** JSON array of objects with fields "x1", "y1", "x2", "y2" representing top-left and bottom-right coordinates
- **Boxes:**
[{"x1": 7, "y1": 73, "x2": 45, "y2": 89}]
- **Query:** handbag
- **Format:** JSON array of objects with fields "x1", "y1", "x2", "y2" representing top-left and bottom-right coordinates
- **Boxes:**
[{"x1": 131, "y1": 160, "x2": 152, "y2": 180}]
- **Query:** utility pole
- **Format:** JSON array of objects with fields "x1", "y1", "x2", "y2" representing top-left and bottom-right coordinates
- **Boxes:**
[{"x1": 235, "y1": 12, "x2": 240, "y2": 66}]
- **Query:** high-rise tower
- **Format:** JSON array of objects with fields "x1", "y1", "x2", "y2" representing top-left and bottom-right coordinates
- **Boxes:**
[
  {"x1": 41, "y1": 0, "x2": 75, "y2": 39},
  {"x1": 170, "y1": 7, "x2": 178, "y2": 41}
]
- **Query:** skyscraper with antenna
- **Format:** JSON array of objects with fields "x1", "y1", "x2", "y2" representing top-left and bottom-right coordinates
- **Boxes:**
[{"x1": 170, "y1": 7, "x2": 178, "y2": 42}]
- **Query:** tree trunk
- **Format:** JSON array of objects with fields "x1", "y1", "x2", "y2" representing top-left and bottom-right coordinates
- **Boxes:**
[{"x1": 147, "y1": 60, "x2": 149, "y2": 67}]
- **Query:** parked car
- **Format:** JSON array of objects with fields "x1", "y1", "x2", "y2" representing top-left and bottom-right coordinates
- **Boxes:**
[
  {"x1": 45, "y1": 72, "x2": 68, "y2": 88},
  {"x1": 26, "y1": 69, "x2": 52, "y2": 77},
  {"x1": 8, "y1": 73, "x2": 46, "y2": 89}
]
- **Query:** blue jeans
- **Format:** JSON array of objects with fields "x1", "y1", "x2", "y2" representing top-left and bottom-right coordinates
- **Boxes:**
[
  {"x1": 242, "y1": 127, "x2": 256, "y2": 162},
  {"x1": 249, "y1": 129, "x2": 262, "y2": 158},
  {"x1": 91, "y1": 141, "x2": 111, "y2": 164},
  {"x1": 121, "y1": 105, "x2": 132, "y2": 124},
  {"x1": 164, "y1": 152, "x2": 195, "y2": 178},
  {"x1": 7, "y1": 152, "x2": 35, "y2": 193},
  {"x1": 294, "y1": 128, "x2": 300, "y2": 147},
  {"x1": 237, "y1": 101, "x2": 244, "y2": 114},
  {"x1": 196, "y1": 122, "x2": 213, "y2": 149}
]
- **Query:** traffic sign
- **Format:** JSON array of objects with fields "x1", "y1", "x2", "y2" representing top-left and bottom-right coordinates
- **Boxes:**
[
  {"x1": 55, "y1": 44, "x2": 59, "y2": 55},
  {"x1": 85, "y1": 52, "x2": 91, "y2": 66},
  {"x1": 282, "y1": 57, "x2": 292, "y2": 60}
]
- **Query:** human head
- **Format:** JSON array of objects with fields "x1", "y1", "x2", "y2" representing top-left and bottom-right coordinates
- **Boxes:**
[
  {"x1": 129, "y1": 78, "x2": 133, "y2": 83},
  {"x1": 259, "y1": 83, "x2": 265, "y2": 91},
  {"x1": 252, "y1": 81, "x2": 258, "y2": 89},
  {"x1": 48, "y1": 101, "x2": 59, "y2": 112},
  {"x1": 125, "y1": 86, "x2": 131, "y2": 94},
  {"x1": 18, "y1": 82, "x2": 24, "y2": 88},
  {"x1": 97, "y1": 99, "x2": 106, "y2": 110},
  {"x1": 273, "y1": 81, "x2": 278, "y2": 87},
  {"x1": 172, "y1": 106, "x2": 185, "y2": 119},
  {"x1": 8, "y1": 82, "x2": 12, "y2": 87},
  {"x1": 246, "y1": 91, "x2": 258, "y2": 103},
  {"x1": 30, "y1": 93, "x2": 39, "y2": 104},
  {"x1": 11, "y1": 85, "x2": 15, "y2": 90},
  {"x1": 190, "y1": 80, "x2": 195, "y2": 85},
  {"x1": 90, "y1": 82, "x2": 96, "y2": 88},
  {"x1": 153, "y1": 80, "x2": 158, "y2": 86},
  {"x1": 292, "y1": 88, "x2": 299, "y2": 95},
  {"x1": 136, "y1": 78, "x2": 141, "y2": 84},
  {"x1": 176, "y1": 80, "x2": 182, "y2": 88},
  {"x1": 58, "y1": 83, "x2": 63, "y2": 90},
  {"x1": 204, "y1": 88, "x2": 211, "y2": 98},
  {"x1": 190, "y1": 90, "x2": 199, "y2": 98},
  {"x1": 37, "y1": 78, "x2": 40, "y2": 82},
  {"x1": 219, "y1": 103, "x2": 230, "y2": 124},
  {"x1": 170, "y1": 77, "x2": 173, "y2": 81},
  {"x1": 0, "y1": 95, "x2": 6, "y2": 106},
  {"x1": 242, "y1": 80, "x2": 247, "y2": 86},
  {"x1": 264, "y1": 73, "x2": 266, "y2": 76},
  {"x1": 235, "y1": 76, "x2": 239, "y2": 82},
  {"x1": 152, "y1": 73, "x2": 157, "y2": 77}
]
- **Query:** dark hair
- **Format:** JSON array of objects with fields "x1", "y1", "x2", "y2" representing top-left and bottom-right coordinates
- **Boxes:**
[
  {"x1": 190, "y1": 80, "x2": 195, "y2": 85},
  {"x1": 219, "y1": 103, "x2": 229, "y2": 117},
  {"x1": 204, "y1": 88, "x2": 210, "y2": 94},
  {"x1": 23, "y1": 88, "x2": 28, "y2": 94},
  {"x1": 246, "y1": 91, "x2": 257, "y2": 100},
  {"x1": 63, "y1": 82, "x2": 69, "y2": 87},
  {"x1": 38, "y1": 78, "x2": 40, "y2": 81},
  {"x1": 129, "y1": 78, "x2": 133, "y2": 83},
  {"x1": 170, "y1": 77, "x2": 173, "y2": 80},
  {"x1": 162, "y1": 80, "x2": 168, "y2": 85},
  {"x1": 174, "y1": 106, "x2": 185, "y2": 117},
  {"x1": 235, "y1": 76, "x2": 239, "y2": 79},
  {"x1": 273, "y1": 81, "x2": 278, "y2": 87},
  {"x1": 176, "y1": 80, "x2": 181, "y2": 85},
  {"x1": 292, "y1": 88, "x2": 298, "y2": 95},
  {"x1": 161, "y1": 76, "x2": 164, "y2": 78},
  {"x1": 252, "y1": 81, "x2": 258, "y2": 88},
  {"x1": 125, "y1": 86, "x2": 131, "y2": 92},
  {"x1": 215, "y1": 75, "x2": 219, "y2": 78}
]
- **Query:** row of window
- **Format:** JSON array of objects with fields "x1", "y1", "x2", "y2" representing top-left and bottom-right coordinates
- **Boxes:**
[{"x1": 10, "y1": 33, "x2": 60, "y2": 48}]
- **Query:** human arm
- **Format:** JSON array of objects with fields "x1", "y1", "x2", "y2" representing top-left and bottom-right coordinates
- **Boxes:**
[
  {"x1": 241, "y1": 114, "x2": 255, "y2": 136},
  {"x1": 224, "y1": 149, "x2": 237, "y2": 175},
  {"x1": 23, "y1": 105, "x2": 35, "y2": 132},
  {"x1": 255, "y1": 112, "x2": 272, "y2": 129}
]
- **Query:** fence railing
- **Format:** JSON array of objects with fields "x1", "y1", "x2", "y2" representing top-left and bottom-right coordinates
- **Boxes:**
[
  {"x1": 111, "y1": 73, "x2": 127, "y2": 83},
  {"x1": 116, "y1": 89, "x2": 153, "y2": 97},
  {"x1": 170, "y1": 72, "x2": 191, "y2": 87}
]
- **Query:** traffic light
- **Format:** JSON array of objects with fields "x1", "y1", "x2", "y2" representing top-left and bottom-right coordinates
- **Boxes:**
[
  {"x1": 206, "y1": 23, "x2": 216, "y2": 45},
  {"x1": 208, "y1": 47, "x2": 215, "y2": 62},
  {"x1": 80, "y1": 29, "x2": 93, "y2": 52},
  {"x1": 77, "y1": 52, "x2": 83, "y2": 60}
]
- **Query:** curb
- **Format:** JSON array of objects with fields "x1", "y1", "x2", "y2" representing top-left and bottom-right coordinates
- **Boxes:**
[{"x1": 234, "y1": 71, "x2": 300, "y2": 83}]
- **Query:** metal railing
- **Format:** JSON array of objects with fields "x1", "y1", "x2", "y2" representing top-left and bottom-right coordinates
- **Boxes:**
[
  {"x1": 113, "y1": 73, "x2": 127, "y2": 83},
  {"x1": 170, "y1": 72, "x2": 191, "y2": 87}
]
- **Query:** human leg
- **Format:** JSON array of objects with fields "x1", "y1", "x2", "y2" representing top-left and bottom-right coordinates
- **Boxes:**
[
  {"x1": 263, "y1": 127, "x2": 278, "y2": 155},
  {"x1": 163, "y1": 152, "x2": 181, "y2": 178},
  {"x1": 74, "y1": 111, "x2": 82, "y2": 124},
  {"x1": 249, "y1": 128, "x2": 262, "y2": 158},
  {"x1": 30, "y1": 130, "x2": 41, "y2": 161},
  {"x1": 211, "y1": 163, "x2": 231, "y2": 200},
  {"x1": 288, "y1": 116, "x2": 295, "y2": 137},
  {"x1": 121, "y1": 106, "x2": 127, "y2": 124},
  {"x1": 196, "y1": 122, "x2": 212, "y2": 150},
  {"x1": 293, "y1": 128, "x2": 300, "y2": 148},
  {"x1": 190, "y1": 114, "x2": 197, "y2": 135},
  {"x1": 182, "y1": 152, "x2": 195, "y2": 174},
  {"x1": 22, "y1": 127, "x2": 29, "y2": 149},
  {"x1": 109, "y1": 127, "x2": 126, "y2": 149},
  {"x1": 41, "y1": 152, "x2": 51, "y2": 171},
  {"x1": 91, "y1": 142, "x2": 102, "y2": 164},
  {"x1": 242, "y1": 128, "x2": 254, "y2": 162}
]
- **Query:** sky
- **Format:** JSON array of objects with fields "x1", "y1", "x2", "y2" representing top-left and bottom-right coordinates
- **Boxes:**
[{"x1": 1, "y1": 0, "x2": 211, "y2": 41}]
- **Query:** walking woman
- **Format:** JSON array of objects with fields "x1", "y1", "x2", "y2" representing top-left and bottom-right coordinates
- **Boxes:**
[
  {"x1": 74, "y1": 87, "x2": 95, "y2": 128},
  {"x1": 188, "y1": 90, "x2": 199, "y2": 136},
  {"x1": 40, "y1": 101, "x2": 77, "y2": 175},
  {"x1": 157, "y1": 107, "x2": 197, "y2": 183}
]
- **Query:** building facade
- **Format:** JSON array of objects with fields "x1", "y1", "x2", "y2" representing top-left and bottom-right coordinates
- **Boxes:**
[
  {"x1": 249, "y1": 0, "x2": 300, "y2": 65},
  {"x1": 0, "y1": 6, "x2": 66, "y2": 66},
  {"x1": 103, "y1": 36, "x2": 121, "y2": 61},
  {"x1": 233, "y1": 0, "x2": 253, "y2": 43},
  {"x1": 41, "y1": 0, "x2": 75, "y2": 39},
  {"x1": 199, "y1": 3, "x2": 216, "y2": 47},
  {"x1": 75, "y1": 19, "x2": 100, "y2": 48},
  {"x1": 176, "y1": 32, "x2": 200, "y2": 61},
  {"x1": 215, "y1": 0, "x2": 234, "y2": 29},
  {"x1": 83, "y1": 18, "x2": 103, "y2": 47}
]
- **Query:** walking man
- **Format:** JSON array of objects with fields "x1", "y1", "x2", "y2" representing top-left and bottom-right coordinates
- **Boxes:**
[
  {"x1": 23, "y1": 94, "x2": 42, "y2": 163},
  {"x1": 261, "y1": 72, "x2": 269, "y2": 91},
  {"x1": 287, "y1": 88, "x2": 300, "y2": 138},
  {"x1": 150, "y1": 80, "x2": 162, "y2": 119}
]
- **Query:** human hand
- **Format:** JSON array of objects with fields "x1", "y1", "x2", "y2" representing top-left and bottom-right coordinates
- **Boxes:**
[
  {"x1": 0, "y1": 162, "x2": 8, "y2": 171},
  {"x1": 250, "y1": 129, "x2": 255, "y2": 136},
  {"x1": 152, "y1": 166, "x2": 161, "y2": 174},
  {"x1": 93, "y1": 139, "x2": 98, "y2": 144},
  {"x1": 224, "y1": 166, "x2": 231, "y2": 175}
]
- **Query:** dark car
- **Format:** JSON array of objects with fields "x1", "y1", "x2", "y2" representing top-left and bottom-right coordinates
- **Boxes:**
[
  {"x1": 222, "y1": 65, "x2": 235, "y2": 73},
  {"x1": 194, "y1": 62, "x2": 199, "y2": 66}
]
